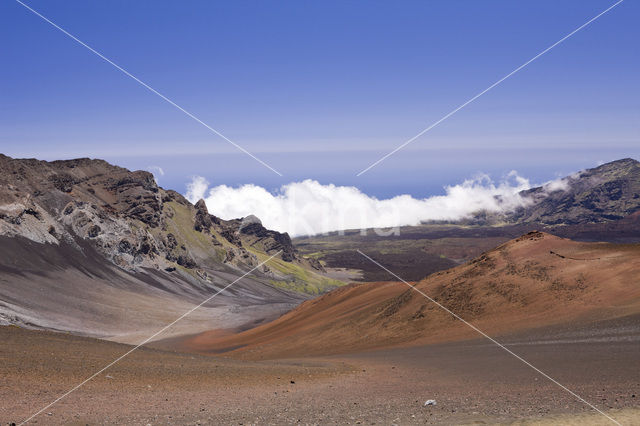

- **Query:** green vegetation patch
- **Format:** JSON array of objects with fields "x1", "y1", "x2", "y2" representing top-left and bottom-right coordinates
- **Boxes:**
[{"x1": 248, "y1": 247, "x2": 345, "y2": 295}]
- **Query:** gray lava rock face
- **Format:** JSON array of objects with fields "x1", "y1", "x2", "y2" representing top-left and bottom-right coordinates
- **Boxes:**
[
  {"x1": 239, "y1": 218, "x2": 298, "y2": 261},
  {"x1": 0, "y1": 154, "x2": 302, "y2": 274},
  {"x1": 194, "y1": 199, "x2": 213, "y2": 233}
]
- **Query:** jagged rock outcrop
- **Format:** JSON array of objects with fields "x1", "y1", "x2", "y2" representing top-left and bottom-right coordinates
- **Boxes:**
[
  {"x1": 239, "y1": 218, "x2": 297, "y2": 261},
  {"x1": 0, "y1": 154, "x2": 299, "y2": 272},
  {"x1": 194, "y1": 199, "x2": 214, "y2": 233}
]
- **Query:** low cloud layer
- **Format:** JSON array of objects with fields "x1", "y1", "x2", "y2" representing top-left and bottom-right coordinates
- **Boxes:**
[{"x1": 185, "y1": 173, "x2": 539, "y2": 237}]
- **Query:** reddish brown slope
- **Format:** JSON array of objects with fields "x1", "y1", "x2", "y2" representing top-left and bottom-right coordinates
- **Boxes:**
[{"x1": 182, "y1": 232, "x2": 640, "y2": 359}]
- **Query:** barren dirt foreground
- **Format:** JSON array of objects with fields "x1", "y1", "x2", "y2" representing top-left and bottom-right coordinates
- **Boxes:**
[{"x1": 2, "y1": 319, "x2": 639, "y2": 425}]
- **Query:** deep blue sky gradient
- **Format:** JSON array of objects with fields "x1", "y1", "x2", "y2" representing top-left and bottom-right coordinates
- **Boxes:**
[{"x1": 1, "y1": 0, "x2": 638, "y2": 197}]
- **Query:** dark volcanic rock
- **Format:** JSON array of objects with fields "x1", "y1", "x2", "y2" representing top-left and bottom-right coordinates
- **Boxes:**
[
  {"x1": 220, "y1": 228, "x2": 243, "y2": 247},
  {"x1": 87, "y1": 225, "x2": 102, "y2": 238},
  {"x1": 165, "y1": 233, "x2": 178, "y2": 250},
  {"x1": 163, "y1": 190, "x2": 191, "y2": 206},
  {"x1": 177, "y1": 254, "x2": 197, "y2": 268},
  {"x1": 194, "y1": 199, "x2": 213, "y2": 233},
  {"x1": 508, "y1": 158, "x2": 640, "y2": 225},
  {"x1": 118, "y1": 239, "x2": 134, "y2": 254},
  {"x1": 49, "y1": 173, "x2": 77, "y2": 193},
  {"x1": 22, "y1": 208, "x2": 41, "y2": 219},
  {"x1": 239, "y1": 218, "x2": 297, "y2": 261},
  {"x1": 109, "y1": 171, "x2": 163, "y2": 227},
  {"x1": 307, "y1": 256, "x2": 325, "y2": 272}
]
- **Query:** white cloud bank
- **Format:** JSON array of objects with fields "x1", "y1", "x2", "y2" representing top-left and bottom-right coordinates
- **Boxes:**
[{"x1": 185, "y1": 172, "x2": 542, "y2": 237}]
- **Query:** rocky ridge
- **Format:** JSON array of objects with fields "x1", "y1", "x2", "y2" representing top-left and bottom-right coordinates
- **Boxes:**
[
  {"x1": 509, "y1": 158, "x2": 640, "y2": 225},
  {"x1": 0, "y1": 154, "x2": 318, "y2": 276}
]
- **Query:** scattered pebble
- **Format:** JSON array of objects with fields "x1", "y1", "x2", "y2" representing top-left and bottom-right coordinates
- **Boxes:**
[{"x1": 424, "y1": 400, "x2": 437, "y2": 406}]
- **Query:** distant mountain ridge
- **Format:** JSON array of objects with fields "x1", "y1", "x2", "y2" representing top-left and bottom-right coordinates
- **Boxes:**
[{"x1": 508, "y1": 158, "x2": 640, "y2": 225}]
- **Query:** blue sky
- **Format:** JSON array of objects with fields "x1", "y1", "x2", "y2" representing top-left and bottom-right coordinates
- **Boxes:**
[{"x1": 1, "y1": 0, "x2": 638, "y2": 199}]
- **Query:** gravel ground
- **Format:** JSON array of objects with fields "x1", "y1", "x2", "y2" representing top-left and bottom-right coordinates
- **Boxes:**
[{"x1": 2, "y1": 320, "x2": 639, "y2": 425}]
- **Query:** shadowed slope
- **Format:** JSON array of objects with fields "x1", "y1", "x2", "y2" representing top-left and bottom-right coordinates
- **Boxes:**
[{"x1": 0, "y1": 236, "x2": 305, "y2": 343}]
